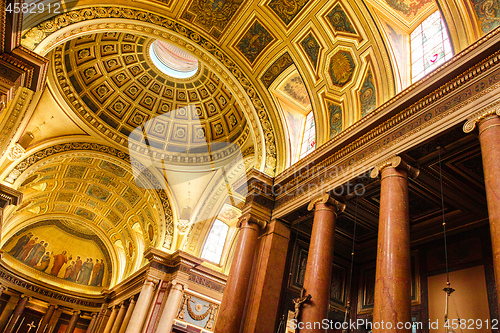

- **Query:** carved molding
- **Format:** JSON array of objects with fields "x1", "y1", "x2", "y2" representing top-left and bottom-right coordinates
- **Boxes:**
[
  {"x1": 0, "y1": 184, "x2": 22, "y2": 209},
  {"x1": 463, "y1": 100, "x2": 500, "y2": 133},
  {"x1": 307, "y1": 193, "x2": 346, "y2": 213},
  {"x1": 370, "y1": 156, "x2": 419, "y2": 179}
]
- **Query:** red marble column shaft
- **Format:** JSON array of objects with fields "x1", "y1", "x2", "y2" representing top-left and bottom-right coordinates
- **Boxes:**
[
  {"x1": 214, "y1": 219, "x2": 260, "y2": 333},
  {"x1": 373, "y1": 166, "x2": 411, "y2": 333},
  {"x1": 478, "y1": 115, "x2": 500, "y2": 312},
  {"x1": 4, "y1": 295, "x2": 29, "y2": 333},
  {"x1": 65, "y1": 311, "x2": 80, "y2": 333},
  {"x1": 38, "y1": 304, "x2": 57, "y2": 333},
  {"x1": 300, "y1": 200, "x2": 340, "y2": 332}
]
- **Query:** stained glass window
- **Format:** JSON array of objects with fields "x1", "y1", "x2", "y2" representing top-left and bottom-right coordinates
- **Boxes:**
[
  {"x1": 411, "y1": 11, "x2": 453, "y2": 83},
  {"x1": 201, "y1": 219, "x2": 229, "y2": 264},
  {"x1": 299, "y1": 111, "x2": 316, "y2": 159}
]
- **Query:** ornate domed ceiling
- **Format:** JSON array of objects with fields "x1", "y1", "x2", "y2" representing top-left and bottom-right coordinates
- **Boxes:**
[
  {"x1": 50, "y1": 32, "x2": 251, "y2": 163},
  {"x1": 2, "y1": 149, "x2": 171, "y2": 288}
]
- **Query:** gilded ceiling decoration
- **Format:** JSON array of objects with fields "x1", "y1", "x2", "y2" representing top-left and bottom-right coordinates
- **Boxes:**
[
  {"x1": 328, "y1": 102, "x2": 343, "y2": 139},
  {"x1": 22, "y1": 7, "x2": 277, "y2": 174},
  {"x1": 385, "y1": 0, "x2": 433, "y2": 17},
  {"x1": 235, "y1": 20, "x2": 275, "y2": 65},
  {"x1": 2, "y1": 220, "x2": 111, "y2": 292},
  {"x1": 181, "y1": 0, "x2": 244, "y2": 40},
  {"x1": 327, "y1": 4, "x2": 357, "y2": 35},
  {"x1": 51, "y1": 33, "x2": 248, "y2": 162},
  {"x1": 268, "y1": 0, "x2": 310, "y2": 26},
  {"x1": 359, "y1": 68, "x2": 377, "y2": 117},
  {"x1": 261, "y1": 52, "x2": 295, "y2": 89},
  {"x1": 328, "y1": 50, "x2": 356, "y2": 87},
  {"x1": 300, "y1": 33, "x2": 321, "y2": 71},
  {"x1": 3, "y1": 143, "x2": 172, "y2": 285},
  {"x1": 471, "y1": 0, "x2": 500, "y2": 34}
]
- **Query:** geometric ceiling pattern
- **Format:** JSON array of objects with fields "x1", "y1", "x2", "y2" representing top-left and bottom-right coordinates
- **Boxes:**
[{"x1": 51, "y1": 32, "x2": 249, "y2": 160}]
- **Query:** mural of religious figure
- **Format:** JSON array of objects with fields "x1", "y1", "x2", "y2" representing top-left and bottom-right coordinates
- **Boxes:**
[
  {"x1": 24, "y1": 240, "x2": 44, "y2": 264},
  {"x1": 64, "y1": 261, "x2": 77, "y2": 280},
  {"x1": 77, "y1": 258, "x2": 93, "y2": 285},
  {"x1": 51, "y1": 251, "x2": 70, "y2": 276},
  {"x1": 17, "y1": 237, "x2": 38, "y2": 261},
  {"x1": 8, "y1": 233, "x2": 32, "y2": 258},
  {"x1": 3, "y1": 223, "x2": 110, "y2": 288},
  {"x1": 71, "y1": 256, "x2": 83, "y2": 282},
  {"x1": 28, "y1": 242, "x2": 48, "y2": 267},
  {"x1": 35, "y1": 252, "x2": 51, "y2": 271},
  {"x1": 90, "y1": 259, "x2": 101, "y2": 286}
]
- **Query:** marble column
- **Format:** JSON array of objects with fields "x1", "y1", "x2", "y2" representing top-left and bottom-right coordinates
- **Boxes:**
[
  {"x1": 103, "y1": 305, "x2": 120, "y2": 333},
  {"x1": 155, "y1": 282, "x2": 184, "y2": 333},
  {"x1": 110, "y1": 302, "x2": 128, "y2": 333},
  {"x1": 465, "y1": 108, "x2": 500, "y2": 311},
  {"x1": 86, "y1": 313, "x2": 98, "y2": 333},
  {"x1": 37, "y1": 305, "x2": 57, "y2": 333},
  {"x1": 300, "y1": 194, "x2": 345, "y2": 332},
  {"x1": 370, "y1": 156, "x2": 418, "y2": 333},
  {"x1": 65, "y1": 311, "x2": 80, "y2": 333},
  {"x1": 118, "y1": 298, "x2": 136, "y2": 333},
  {"x1": 4, "y1": 295, "x2": 30, "y2": 333},
  {"x1": 124, "y1": 278, "x2": 157, "y2": 333},
  {"x1": 0, "y1": 295, "x2": 20, "y2": 331},
  {"x1": 214, "y1": 215, "x2": 265, "y2": 333}
]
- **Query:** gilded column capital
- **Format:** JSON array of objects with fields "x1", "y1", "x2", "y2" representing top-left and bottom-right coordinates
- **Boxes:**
[
  {"x1": 307, "y1": 193, "x2": 346, "y2": 213},
  {"x1": 144, "y1": 277, "x2": 158, "y2": 287},
  {"x1": 463, "y1": 103, "x2": 500, "y2": 133},
  {"x1": 238, "y1": 213, "x2": 267, "y2": 230},
  {"x1": 370, "y1": 156, "x2": 419, "y2": 179}
]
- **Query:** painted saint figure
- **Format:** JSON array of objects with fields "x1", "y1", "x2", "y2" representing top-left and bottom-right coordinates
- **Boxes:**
[
  {"x1": 24, "y1": 240, "x2": 44, "y2": 264},
  {"x1": 71, "y1": 256, "x2": 83, "y2": 282},
  {"x1": 51, "y1": 251, "x2": 69, "y2": 277},
  {"x1": 77, "y1": 258, "x2": 93, "y2": 285},
  {"x1": 35, "y1": 252, "x2": 51, "y2": 272},
  {"x1": 29, "y1": 242, "x2": 48, "y2": 267},
  {"x1": 90, "y1": 259, "x2": 101, "y2": 286},
  {"x1": 17, "y1": 237, "x2": 38, "y2": 261},
  {"x1": 8, "y1": 233, "x2": 32, "y2": 258}
]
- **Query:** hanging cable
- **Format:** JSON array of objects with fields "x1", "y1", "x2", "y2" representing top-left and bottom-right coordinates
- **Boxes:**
[
  {"x1": 342, "y1": 198, "x2": 358, "y2": 332},
  {"x1": 438, "y1": 147, "x2": 458, "y2": 333},
  {"x1": 438, "y1": 148, "x2": 450, "y2": 283}
]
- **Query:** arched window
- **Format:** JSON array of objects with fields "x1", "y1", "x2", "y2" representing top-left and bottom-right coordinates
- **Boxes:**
[
  {"x1": 411, "y1": 11, "x2": 453, "y2": 83},
  {"x1": 299, "y1": 111, "x2": 316, "y2": 159},
  {"x1": 201, "y1": 220, "x2": 229, "y2": 264}
]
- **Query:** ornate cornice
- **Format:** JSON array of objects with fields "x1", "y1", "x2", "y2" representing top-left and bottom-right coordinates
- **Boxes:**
[
  {"x1": 370, "y1": 156, "x2": 419, "y2": 179},
  {"x1": 463, "y1": 101, "x2": 500, "y2": 133},
  {"x1": 307, "y1": 193, "x2": 346, "y2": 213},
  {"x1": 0, "y1": 184, "x2": 22, "y2": 209}
]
